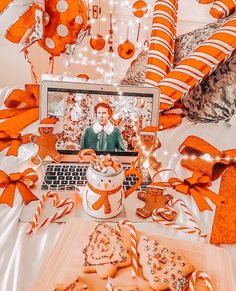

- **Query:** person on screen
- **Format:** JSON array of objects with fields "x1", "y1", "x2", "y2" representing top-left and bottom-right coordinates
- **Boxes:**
[{"x1": 80, "y1": 102, "x2": 126, "y2": 151}]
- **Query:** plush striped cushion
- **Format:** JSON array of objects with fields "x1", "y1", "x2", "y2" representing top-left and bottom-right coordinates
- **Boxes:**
[
  {"x1": 210, "y1": 0, "x2": 236, "y2": 19},
  {"x1": 158, "y1": 17, "x2": 236, "y2": 110},
  {"x1": 0, "y1": 0, "x2": 44, "y2": 45},
  {"x1": 145, "y1": 0, "x2": 178, "y2": 87}
]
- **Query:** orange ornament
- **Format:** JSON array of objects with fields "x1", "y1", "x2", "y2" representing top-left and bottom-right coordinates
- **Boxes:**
[
  {"x1": 118, "y1": 40, "x2": 135, "y2": 59},
  {"x1": 90, "y1": 34, "x2": 105, "y2": 51},
  {"x1": 132, "y1": 0, "x2": 148, "y2": 18},
  {"x1": 77, "y1": 74, "x2": 89, "y2": 80}
]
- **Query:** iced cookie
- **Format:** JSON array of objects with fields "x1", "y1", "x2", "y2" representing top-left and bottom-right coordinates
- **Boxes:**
[
  {"x1": 138, "y1": 236, "x2": 194, "y2": 291},
  {"x1": 106, "y1": 278, "x2": 140, "y2": 291},
  {"x1": 54, "y1": 276, "x2": 90, "y2": 291},
  {"x1": 82, "y1": 223, "x2": 132, "y2": 279}
]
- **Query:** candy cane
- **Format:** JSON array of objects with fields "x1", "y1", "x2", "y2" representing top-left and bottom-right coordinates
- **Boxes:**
[
  {"x1": 77, "y1": 149, "x2": 97, "y2": 163},
  {"x1": 27, "y1": 192, "x2": 74, "y2": 235},
  {"x1": 116, "y1": 219, "x2": 139, "y2": 278},
  {"x1": 152, "y1": 199, "x2": 207, "y2": 238},
  {"x1": 188, "y1": 271, "x2": 213, "y2": 291}
]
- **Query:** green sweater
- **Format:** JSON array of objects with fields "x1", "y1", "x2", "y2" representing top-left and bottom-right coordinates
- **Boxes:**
[{"x1": 80, "y1": 127, "x2": 126, "y2": 151}]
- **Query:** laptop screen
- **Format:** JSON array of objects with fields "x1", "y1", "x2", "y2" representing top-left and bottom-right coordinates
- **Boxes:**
[{"x1": 46, "y1": 86, "x2": 158, "y2": 156}]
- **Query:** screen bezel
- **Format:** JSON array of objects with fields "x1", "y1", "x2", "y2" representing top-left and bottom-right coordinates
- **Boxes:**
[{"x1": 40, "y1": 80, "x2": 160, "y2": 160}]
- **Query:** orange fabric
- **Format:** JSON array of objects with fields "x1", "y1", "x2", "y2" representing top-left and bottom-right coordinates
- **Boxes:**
[
  {"x1": 38, "y1": 0, "x2": 87, "y2": 56},
  {"x1": 0, "y1": 0, "x2": 12, "y2": 11},
  {"x1": 0, "y1": 131, "x2": 32, "y2": 156},
  {"x1": 157, "y1": 18, "x2": 236, "y2": 110},
  {"x1": 145, "y1": 0, "x2": 178, "y2": 86},
  {"x1": 88, "y1": 183, "x2": 122, "y2": 214},
  {"x1": 210, "y1": 166, "x2": 236, "y2": 244},
  {"x1": 179, "y1": 135, "x2": 236, "y2": 180},
  {"x1": 210, "y1": 0, "x2": 236, "y2": 19},
  {"x1": 0, "y1": 168, "x2": 38, "y2": 207},
  {"x1": 169, "y1": 172, "x2": 223, "y2": 211},
  {"x1": 158, "y1": 113, "x2": 182, "y2": 130},
  {"x1": 0, "y1": 84, "x2": 39, "y2": 133}
]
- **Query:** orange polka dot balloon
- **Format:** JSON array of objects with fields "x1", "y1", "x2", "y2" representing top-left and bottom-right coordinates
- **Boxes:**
[
  {"x1": 38, "y1": 0, "x2": 87, "y2": 56},
  {"x1": 118, "y1": 40, "x2": 135, "y2": 59}
]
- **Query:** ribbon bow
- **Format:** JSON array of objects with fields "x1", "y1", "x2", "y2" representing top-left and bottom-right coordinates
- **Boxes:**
[
  {"x1": 0, "y1": 131, "x2": 32, "y2": 156},
  {"x1": 169, "y1": 171, "x2": 223, "y2": 211},
  {"x1": 88, "y1": 183, "x2": 122, "y2": 214},
  {"x1": 0, "y1": 84, "x2": 39, "y2": 133},
  {"x1": 179, "y1": 135, "x2": 236, "y2": 180},
  {"x1": 0, "y1": 168, "x2": 38, "y2": 207}
]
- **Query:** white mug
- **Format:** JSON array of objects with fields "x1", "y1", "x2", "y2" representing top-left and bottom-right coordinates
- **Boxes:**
[{"x1": 83, "y1": 165, "x2": 142, "y2": 218}]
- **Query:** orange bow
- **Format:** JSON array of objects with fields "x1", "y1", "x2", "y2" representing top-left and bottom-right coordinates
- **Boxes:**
[
  {"x1": 0, "y1": 168, "x2": 38, "y2": 207},
  {"x1": 0, "y1": 84, "x2": 39, "y2": 133},
  {"x1": 169, "y1": 172, "x2": 223, "y2": 211},
  {"x1": 0, "y1": 131, "x2": 32, "y2": 156},
  {"x1": 179, "y1": 135, "x2": 236, "y2": 180}
]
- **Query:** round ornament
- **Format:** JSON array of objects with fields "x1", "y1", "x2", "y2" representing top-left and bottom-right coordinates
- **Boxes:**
[
  {"x1": 132, "y1": 1, "x2": 148, "y2": 18},
  {"x1": 118, "y1": 40, "x2": 135, "y2": 59},
  {"x1": 90, "y1": 34, "x2": 105, "y2": 51}
]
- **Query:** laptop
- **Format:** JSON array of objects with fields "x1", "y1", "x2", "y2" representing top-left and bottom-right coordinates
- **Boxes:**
[{"x1": 20, "y1": 80, "x2": 160, "y2": 223}]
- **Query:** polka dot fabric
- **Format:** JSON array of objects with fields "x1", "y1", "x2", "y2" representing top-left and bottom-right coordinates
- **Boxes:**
[
  {"x1": 38, "y1": 0, "x2": 87, "y2": 56},
  {"x1": 158, "y1": 17, "x2": 236, "y2": 110},
  {"x1": 145, "y1": 0, "x2": 178, "y2": 87}
]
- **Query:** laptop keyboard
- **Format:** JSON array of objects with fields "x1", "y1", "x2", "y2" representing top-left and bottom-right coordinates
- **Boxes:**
[{"x1": 41, "y1": 164, "x2": 151, "y2": 191}]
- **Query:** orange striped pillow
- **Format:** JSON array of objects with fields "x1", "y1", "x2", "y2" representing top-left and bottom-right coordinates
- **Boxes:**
[
  {"x1": 145, "y1": 0, "x2": 178, "y2": 87},
  {"x1": 0, "y1": 0, "x2": 44, "y2": 45},
  {"x1": 210, "y1": 0, "x2": 236, "y2": 19},
  {"x1": 158, "y1": 18, "x2": 236, "y2": 110}
]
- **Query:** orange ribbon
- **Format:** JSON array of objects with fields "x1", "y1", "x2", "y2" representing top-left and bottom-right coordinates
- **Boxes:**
[
  {"x1": 179, "y1": 135, "x2": 236, "y2": 180},
  {"x1": 169, "y1": 172, "x2": 223, "y2": 211},
  {"x1": 0, "y1": 168, "x2": 38, "y2": 207},
  {"x1": 0, "y1": 131, "x2": 32, "y2": 156},
  {"x1": 88, "y1": 182, "x2": 122, "y2": 214},
  {"x1": 0, "y1": 84, "x2": 39, "y2": 133}
]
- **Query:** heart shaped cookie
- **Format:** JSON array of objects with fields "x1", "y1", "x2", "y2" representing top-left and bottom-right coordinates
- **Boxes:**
[{"x1": 27, "y1": 191, "x2": 74, "y2": 234}]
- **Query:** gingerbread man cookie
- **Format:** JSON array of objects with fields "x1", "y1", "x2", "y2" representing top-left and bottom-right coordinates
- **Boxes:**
[
  {"x1": 31, "y1": 119, "x2": 62, "y2": 164},
  {"x1": 54, "y1": 277, "x2": 90, "y2": 291},
  {"x1": 82, "y1": 223, "x2": 131, "y2": 279},
  {"x1": 136, "y1": 187, "x2": 176, "y2": 220},
  {"x1": 138, "y1": 236, "x2": 194, "y2": 291}
]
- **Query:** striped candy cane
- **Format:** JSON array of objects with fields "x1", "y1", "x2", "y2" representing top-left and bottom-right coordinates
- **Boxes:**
[
  {"x1": 27, "y1": 191, "x2": 74, "y2": 235},
  {"x1": 77, "y1": 148, "x2": 98, "y2": 164},
  {"x1": 152, "y1": 199, "x2": 207, "y2": 238},
  {"x1": 188, "y1": 271, "x2": 213, "y2": 291},
  {"x1": 116, "y1": 219, "x2": 139, "y2": 278}
]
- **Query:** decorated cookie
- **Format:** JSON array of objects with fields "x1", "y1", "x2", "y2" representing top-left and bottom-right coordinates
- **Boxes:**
[
  {"x1": 136, "y1": 187, "x2": 176, "y2": 220},
  {"x1": 54, "y1": 276, "x2": 90, "y2": 291},
  {"x1": 82, "y1": 223, "x2": 131, "y2": 279},
  {"x1": 138, "y1": 236, "x2": 194, "y2": 291}
]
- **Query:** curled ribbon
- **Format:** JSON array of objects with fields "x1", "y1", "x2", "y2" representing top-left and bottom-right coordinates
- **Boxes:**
[
  {"x1": 0, "y1": 168, "x2": 38, "y2": 207},
  {"x1": 169, "y1": 172, "x2": 223, "y2": 211},
  {"x1": 0, "y1": 84, "x2": 39, "y2": 133},
  {"x1": 88, "y1": 183, "x2": 122, "y2": 214},
  {"x1": 0, "y1": 131, "x2": 32, "y2": 156},
  {"x1": 179, "y1": 135, "x2": 236, "y2": 180}
]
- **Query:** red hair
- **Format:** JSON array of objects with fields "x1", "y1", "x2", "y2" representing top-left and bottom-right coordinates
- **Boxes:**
[{"x1": 94, "y1": 102, "x2": 113, "y2": 117}]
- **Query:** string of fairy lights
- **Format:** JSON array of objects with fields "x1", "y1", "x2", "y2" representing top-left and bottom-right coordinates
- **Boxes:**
[{"x1": 63, "y1": 0, "x2": 152, "y2": 82}]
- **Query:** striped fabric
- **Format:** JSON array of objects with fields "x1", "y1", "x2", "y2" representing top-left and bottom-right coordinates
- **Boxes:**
[
  {"x1": 210, "y1": 0, "x2": 236, "y2": 19},
  {"x1": 145, "y1": 0, "x2": 178, "y2": 87},
  {"x1": 196, "y1": 0, "x2": 215, "y2": 3},
  {"x1": 158, "y1": 17, "x2": 236, "y2": 110},
  {"x1": 0, "y1": 0, "x2": 44, "y2": 45}
]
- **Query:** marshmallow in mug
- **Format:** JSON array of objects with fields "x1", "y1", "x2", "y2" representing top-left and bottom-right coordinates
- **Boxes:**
[{"x1": 91, "y1": 154, "x2": 121, "y2": 174}]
